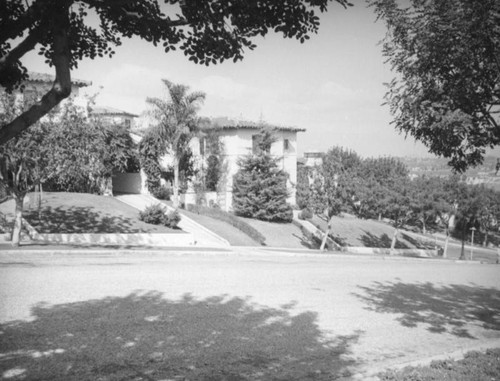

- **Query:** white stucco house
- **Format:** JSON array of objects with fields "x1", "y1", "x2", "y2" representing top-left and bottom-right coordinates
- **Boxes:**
[
  {"x1": 111, "y1": 116, "x2": 305, "y2": 211},
  {"x1": 91, "y1": 106, "x2": 138, "y2": 129},
  {"x1": 12, "y1": 71, "x2": 91, "y2": 110},
  {"x1": 187, "y1": 117, "x2": 305, "y2": 211},
  {"x1": 303, "y1": 151, "x2": 324, "y2": 167}
]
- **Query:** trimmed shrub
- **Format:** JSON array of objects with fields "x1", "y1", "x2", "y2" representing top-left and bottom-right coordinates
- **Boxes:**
[
  {"x1": 152, "y1": 185, "x2": 171, "y2": 200},
  {"x1": 186, "y1": 204, "x2": 266, "y2": 245},
  {"x1": 163, "y1": 209, "x2": 181, "y2": 228},
  {"x1": 139, "y1": 204, "x2": 181, "y2": 228},
  {"x1": 299, "y1": 208, "x2": 313, "y2": 220},
  {"x1": 139, "y1": 204, "x2": 165, "y2": 225}
]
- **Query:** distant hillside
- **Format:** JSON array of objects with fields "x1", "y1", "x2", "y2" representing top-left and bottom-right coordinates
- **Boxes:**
[
  {"x1": 398, "y1": 156, "x2": 500, "y2": 177},
  {"x1": 398, "y1": 155, "x2": 500, "y2": 191}
]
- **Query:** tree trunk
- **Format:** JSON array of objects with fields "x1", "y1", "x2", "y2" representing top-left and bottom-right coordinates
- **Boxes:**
[
  {"x1": 459, "y1": 223, "x2": 466, "y2": 260},
  {"x1": 390, "y1": 227, "x2": 399, "y2": 255},
  {"x1": 422, "y1": 218, "x2": 426, "y2": 235},
  {"x1": 443, "y1": 228, "x2": 449, "y2": 258},
  {"x1": 320, "y1": 216, "x2": 332, "y2": 251},
  {"x1": 36, "y1": 183, "x2": 43, "y2": 221},
  {"x1": 173, "y1": 156, "x2": 180, "y2": 208},
  {"x1": 483, "y1": 230, "x2": 488, "y2": 247},
  {"x1": 11, "y1": 194, "x2": 25, "y2": 247}
]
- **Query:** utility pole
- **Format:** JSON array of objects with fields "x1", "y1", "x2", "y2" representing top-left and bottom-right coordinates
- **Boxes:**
[{"x1": 470, "y1": 227, "x2": 476, "y2": 260}]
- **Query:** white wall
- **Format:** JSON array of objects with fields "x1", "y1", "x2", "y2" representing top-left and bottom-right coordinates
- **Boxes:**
[
  {"x1": 14, "y1": 81, "x2": 88, "y2": 114},
  {"x1": 195, "y1": 128, "x2": 299, "y2": 211}
]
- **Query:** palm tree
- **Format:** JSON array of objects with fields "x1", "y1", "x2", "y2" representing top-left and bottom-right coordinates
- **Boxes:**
[{"x1": 145, "y1": 80, "x2": 206, "y2": 208}]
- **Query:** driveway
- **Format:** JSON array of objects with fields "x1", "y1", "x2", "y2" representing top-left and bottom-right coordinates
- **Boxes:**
[{"x1": 1, "y1": 250, "x2": 499, "y2": 380}]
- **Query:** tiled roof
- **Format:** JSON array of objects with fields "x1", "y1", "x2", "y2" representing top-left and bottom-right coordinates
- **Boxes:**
[
  {"x1": 204, "y1": 116, "x2": 306, "y2": 132},
  {"x1": 27, "y1": 72, "x2": 91, "y2": 87},
  {"x1": 91, "y1": 107, "x2": 138, "y2": 118}
]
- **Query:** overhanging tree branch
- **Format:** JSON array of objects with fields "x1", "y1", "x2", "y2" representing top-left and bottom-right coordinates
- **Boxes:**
[
  {"x1": 0, "y1": 26, "x2": 41, "y2": 78},
  {"x1": 0, "y1": 5, "x2": 72, "y2": 146},
  {"x1": 0, "y1": 1, "x2": 41, "y2": 44}
]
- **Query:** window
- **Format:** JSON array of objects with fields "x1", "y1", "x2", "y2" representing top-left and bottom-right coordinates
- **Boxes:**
[
  {"x1": 124, "y1": 118, "x2": 131, "y2": 128},
  {"x1": 284, "y1": 139, "x2": 290, "y2": 152}
]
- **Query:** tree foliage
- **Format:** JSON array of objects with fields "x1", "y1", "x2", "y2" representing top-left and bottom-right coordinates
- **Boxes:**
[
  {"x1": 204, "y1": 132, "x2": 226, "y2": 193},
  {"x1": 143, "y1": 79, "x2": 205, "y2": 207},
  {"x1": 371, "y1": 0, "x2": 500, "y2": 172},
  {"x1": 232, "y1": 128, "x2": 292, "y2": 222},
  {"x1": 43, "y1": 102, "x2": 138, "y2": 193},
  {"x1": 138, "y1": 130, "x2": 167, "y2": 196},
  {"x1": 322, "y1": 147, "x2": 363, "y2": 216},
  {"x1": 0, "y1": 0, "x2": 351, "y2": 145},
  {"x1": 0, "y1": 93, "x2": 136, "y2": 245}
]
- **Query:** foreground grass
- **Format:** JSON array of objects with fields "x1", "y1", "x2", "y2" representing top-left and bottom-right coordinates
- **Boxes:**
[{"x1": 379, "y1": 349, "x2": 500, "y2": 381}]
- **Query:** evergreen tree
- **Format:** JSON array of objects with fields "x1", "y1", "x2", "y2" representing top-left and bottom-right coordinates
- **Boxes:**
[{"x1": 232, "y1": 129, "x2": 292, "y2": 222}]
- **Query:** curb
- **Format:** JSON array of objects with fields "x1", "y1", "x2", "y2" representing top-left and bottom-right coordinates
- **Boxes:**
[
  {"x1": 351, "y1": 340, "x2": 500, "y2": 380},
  {"x1": 0, "y1": 246, "x2": 488, "y2": 265}
]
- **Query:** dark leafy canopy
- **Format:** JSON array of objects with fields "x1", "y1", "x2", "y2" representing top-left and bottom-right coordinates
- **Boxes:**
[
  {"x1": 371, "y1": 0, "x2": 500, "y2": 172},
  {"x1": 0, "y1": 0, "x2": 351, "y2": 145}
]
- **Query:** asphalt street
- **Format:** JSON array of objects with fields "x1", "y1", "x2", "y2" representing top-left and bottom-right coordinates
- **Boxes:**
[{"x1": 1, "y1": 249, "x2": 499, "y2": 380}]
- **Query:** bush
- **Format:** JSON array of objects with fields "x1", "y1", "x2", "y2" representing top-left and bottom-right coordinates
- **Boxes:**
[
  {"x1": 186, "y1": 204, "x2": 266, "y2": 245},
  {"x1": 152, "y1": 185, "x2": 171, "y2": 200},
  {"x1": 163, "y1": 209, "x2": 181, "y2": 228},
  {"x1": 139, "y1": 204, "x2": 181, "y2": 228},
  {"x1": 299, "y1": 208, "x2": 313, "y2": 220},
  {"x1": 139, "y1": 204, "x2": 165, "y2": 225}
]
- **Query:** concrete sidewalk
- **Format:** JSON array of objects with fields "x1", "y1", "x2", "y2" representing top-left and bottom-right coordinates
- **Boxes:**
[{"x1": 114, "y1": 194, "x2": 230, "y2": 247}]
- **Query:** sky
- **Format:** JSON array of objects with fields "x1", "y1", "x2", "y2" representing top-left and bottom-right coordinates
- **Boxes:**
[{"x1": 21, "y1": 1, "x2": 437, "y2": 159}]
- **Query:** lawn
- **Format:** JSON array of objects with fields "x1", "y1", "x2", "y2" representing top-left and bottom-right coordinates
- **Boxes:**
[
  {"x1": 239, "y1": 216, "x2": 316, "y2": 249},
  {"x1": 0, "y1": 192, "x2": 181, "y2": 234},
  {"x1": 308, "y1": 214, "x2": 436, "y2": 249},
  {"x1": 177, "y1": 207, "x2": 261, "y2": 246}
]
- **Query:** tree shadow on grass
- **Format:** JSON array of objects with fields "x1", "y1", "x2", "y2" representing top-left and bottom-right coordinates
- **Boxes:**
[
  {"x1": 0, "y1": 292, "x2": 360, "y2": 380},
  {"x1": 400, "y1": 233, "x2": 436, "y2": 249},
  {"x1": 292, "y1": 233, "x2": 318, "y2": 250},
  {"x1": 23, "y1": 206, "x2": 151, "y2": 234},
  {"x1": 354, "y1": 281, "x2": 500, "y2": 338},
  {"x1": 359, "y1": 231, "x2": 409, "y2": 249}
]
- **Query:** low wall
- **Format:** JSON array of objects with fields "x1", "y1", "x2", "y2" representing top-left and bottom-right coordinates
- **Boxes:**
[
  {"x1": 344, "y1": 246, "x2": 438, "y2": 257},
  {"x1": 32, "y1": 232, "x2": 195, "y2": 247},
  {"x1": 112, "y1": 173, "x2": 144, "y2": 194},
  {"x1": 181, "y1": 192, "x2": 219, "y2": 208}
]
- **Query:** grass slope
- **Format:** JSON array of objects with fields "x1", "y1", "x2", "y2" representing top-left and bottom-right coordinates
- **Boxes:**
[
  {"x1": 239, "y1": 217, "x2": 315, "y2": 249},
  {"x1": 0, "y1": 192, "x2": 181, "y2": 234},
  {"x1": 309, "y1": 214, "x2": 435, "y2": 249},
  {"x1": 177, "y1": 207, "x2": 261, "y2": 246}
]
